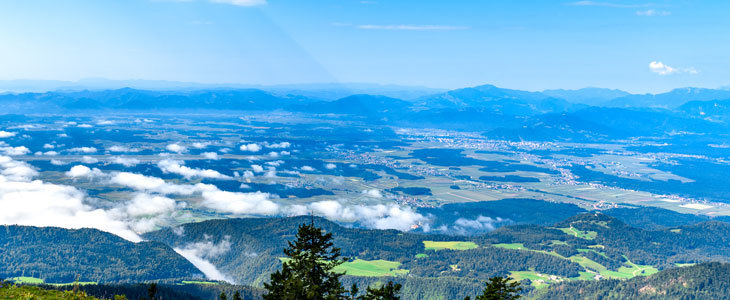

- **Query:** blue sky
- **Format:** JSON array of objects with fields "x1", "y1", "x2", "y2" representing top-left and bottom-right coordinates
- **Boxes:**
[{"x1": 0, "y1": 0, "x2": 728, "y2": 93}]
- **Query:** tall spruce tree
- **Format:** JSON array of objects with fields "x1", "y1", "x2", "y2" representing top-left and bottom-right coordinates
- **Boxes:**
[
  {"x1": 466, "y1": 276, "x2": 522, "y2": 300},
  {"x1": 232, "y1": 291, "x2": 243, "y2": 300},
  {"x1": 263, "y1": 220, "x2": 350, "y2": 300},
  {"x1": 360, "y1": 281, "x2": 402, "y2": 300}
]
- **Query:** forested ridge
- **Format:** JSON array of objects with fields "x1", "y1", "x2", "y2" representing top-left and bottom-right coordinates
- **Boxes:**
[
  {"x1": 533, "y1": 262, "x2": 730, "y2": 300},
  {"x1": 6, "y1": 207, "x2": 730, "y2": 299},
  {"x1": 0, "y1": 225, "x2": 203, "y2": 283}
]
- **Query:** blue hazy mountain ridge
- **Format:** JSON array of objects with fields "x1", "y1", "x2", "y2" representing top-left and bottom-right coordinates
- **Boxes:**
[
  {"x1": 4, "y1": 84, "x2": 730, "y2": 140},
  {"x1": 0, "y1": 79, "x2": 444, "y2": 100},
  {"x1": 291, "y1": 94, "x2": 413, "y2": 115},
  {"x1": 605, "y1": 87, "x2": 730, "y2": 109},
  {"x1": 679, "y1": 98, "x2": 730, "y2": 121},
  {"x1": 0, "y1": 88, "x2": 314, "y2": 112},
  {"x1": 413, "y1": 84, "x2": 585, "y2": 115},
  {"x1": 4, "y1": 83, "x2": 730, "y2": 114},
  {"x1": 541, "y1": 87, "x2": 631, "y2": 106},
  {"x1": 485, "y1": 106, "x2": 730, "y2": 141}
]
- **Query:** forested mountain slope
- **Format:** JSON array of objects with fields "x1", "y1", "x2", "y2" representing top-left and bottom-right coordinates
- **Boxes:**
[{"x1": 0, "y1": 225, "x2": 204, "y2": 283}]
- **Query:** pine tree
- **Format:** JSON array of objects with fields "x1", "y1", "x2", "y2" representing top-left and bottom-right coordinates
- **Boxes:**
[
  {"x1": 359, "y1": 281, "x2": 402, "y2": 300},
  {"x1": 263, "y1": 220, "x2": 350, "y2": 300},
  {"x1": 232, "y1": 291, "x2": 243, "y2": 300},
  {"x1": 220, "y1": 291, "x2": 228, "y2": 300},
  {"x1": 467, "y1": 276, "x2": 522, "y2": 300},
  {"x1": 147, "y1": 283, "x2": 158, "y2": 300}
]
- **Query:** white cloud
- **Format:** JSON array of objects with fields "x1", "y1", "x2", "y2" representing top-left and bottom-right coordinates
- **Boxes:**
[
  {"x1": 305, "y1": 201, "x2": 427, "y2": 231},
  {"x1": 358, "y1": 24, "x2": 468, "y2": 31},
  {"x1": 264, "y1": 167, "x2": 276, "y2": 178},
  {"x1": 649, "y1": 61, "x2": 697, "y2": 75},
  {"x1": 362, "y1": 189, "x2": 383, "y2": 198},
  {"x1": 157, "y1": 159, "x2": 231, "y2": 180},
  {"x1": 43, "y1": 144, "x2": 55, "y2": 149},
  {"x1": 77, "y1": 124, "x2": 93, "y2": 128},
  {"x1": 174, "y1": 237, "x2": 234, "y2": 283},
  {"x1": 113, "y1": 156, "x2": 141, "y2": 167},
  {"x1": 125, "y1": 193, "x2": 178, "y2": 217},
  {"x1": 239, "y1": 143, "x2": 262, "y2": 152},
  {"x1": 570, "y1": 1, "x2": 652, "y2": 8},
  {"x1": 166, "y1": 143, "x2": 188, "y2": 153},
  {"x1": 1, "y1": 146, "x2": 30, "y2": 156},
  {"x1": 209, "y1": 0, "x2": 266, "y2": 6},
  {"x1": 0, "y1": 156, "x2": 141, "y2": 242},
  {"x1": 109, "y1": 172, "x2": 201, "y2": 195},
  {"x1": 201, "y1": 152, "x2": 219, "y2": 160},
  {"x1": 251, "y1": 164, "x2": 264, "y2": 173},
  {"x1": 649, "y1": 61, "x2": 677, "y2": 75},
  {"x1": 200, "y1": 189, "x2": 278, "y2": 215},
  {"x1": 439, "y1": 216, "x2": 511, "y2": 235},
  {"x1": 266, "y1": 142, "x2": 291, "y2": 149},
  {"x1": 81, "y1": 156, "x2": 99, "y2": 164},
  {"x1": 325, "y1": 163, "x2": 337, "y2": 170},
  {"x1": 66, "y1": 165, "x2": 103, "y2": 178},
  {"x1": 35, "y1": 151, "x2": 58, "y2": 156},
  {"x1": 109, "y1": 145, "x2": 130, "y2": 152},
  {"x1": 192, "y1": 142, "x2": 210, "y2": 149},
  {"x1": 50, "y1": 159, "x2": 66, "y2": 166},
  {"x1": 636, "y1": 9, "x2": 670, "y2": 16},
  {"x1": 0, "y1": 131, "x2": 17, "y2": 138},
  {"x1": 301, "y1": 166, "x2": 315, "y2": 171},
  {"x1": 69, "y1": 147, "x2": 98, "y2": 153},
  {"x1": 0, "y1": 156, "x2": 38, "y2": 181}
]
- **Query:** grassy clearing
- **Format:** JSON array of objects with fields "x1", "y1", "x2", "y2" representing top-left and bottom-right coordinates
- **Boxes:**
[
  {"x1": 333, "y1": 259, "x2": 409, "y2": 277},
  {"x1": 577, "y1": 248, "x2": 608, "y2": 258},
  {"x1": 415, "y1": 253, "x2": 429, "y2": 258},
  {"x1": 492, "y1": 243, "x2": 527, "y2": 250},
  {"x1": 510, "y1": 271, "x2": 564, "y2": 289},
  {"x1": 423, "y1": 241, "x2": 479, "y2": 251},
  {"x1": 491, "y1": 243, "x2": 658, "y2": 281},
  {"x1": 567, "y1": 255, "x2": 657, "y2": 279},
  {"x1": 670, "y1": 229, "x2": 682, "y2": 233},
  {"x1": 557, "y1": 227, "x2": 597, "y2": 240},
  {"x1": 0, "y1": 284, "x2": 100, "y2": 300},
  {"x1": 7, "y1": 277, "x2": 44, "y2": 284},
  {"x1": 7, "y1": 277, "x2": 97, "y2": 286}
]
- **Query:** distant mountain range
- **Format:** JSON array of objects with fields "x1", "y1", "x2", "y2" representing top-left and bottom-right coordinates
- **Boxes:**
[
  {"x1": 0, "y1": 79, "x2": 444, "y2": 100},
  {"x1": 4, "y1": 83, "x2": 730, "y2": 141}
]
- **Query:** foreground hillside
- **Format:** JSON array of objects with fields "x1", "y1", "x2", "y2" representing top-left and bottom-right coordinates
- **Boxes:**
[
  {"x1": 5, "y1": 209, "x2": 730, "y2": 299},
  {"x1": 534, "y1": 262, "x2": 730, "y2": 300},
  {"x1": 0, "y1": 283, "x2": 101, "y2": 300},
  {"x1": 142, "y1": 211, "x2": 730, "y2": 299},
  {"x1": 0, "y1": 225, "x2": 204, "y2": 283}
]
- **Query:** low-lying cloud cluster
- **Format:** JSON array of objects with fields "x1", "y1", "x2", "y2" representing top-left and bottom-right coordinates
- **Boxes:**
[
  {"x1": 438, "y1": 215, "x2": 511, "y2": 235},
  {"x1": 0, "y1": 131, "x2": 17, "y2": 138},
  {"x1": 2, "y1": 151, "x2": 433, "y2": 281},
  {"x1": 173, "y1": 237, "x2": 234, "y2": 283},
  {"x1": 0, "y1": 156, "x2": 142, "y2": 242},
  {"x1": 157, "y1": 159, "x2": 231, "y2": 180},
  {"x1": 290, "y1": 200, "x2": 427, "y2": 232},
  {"x1": 1, "y1": 146, "x2": 30, "y2": 156},
  {"x1": 239, "y1": 143, "x2": 261, "y2": 152}
]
